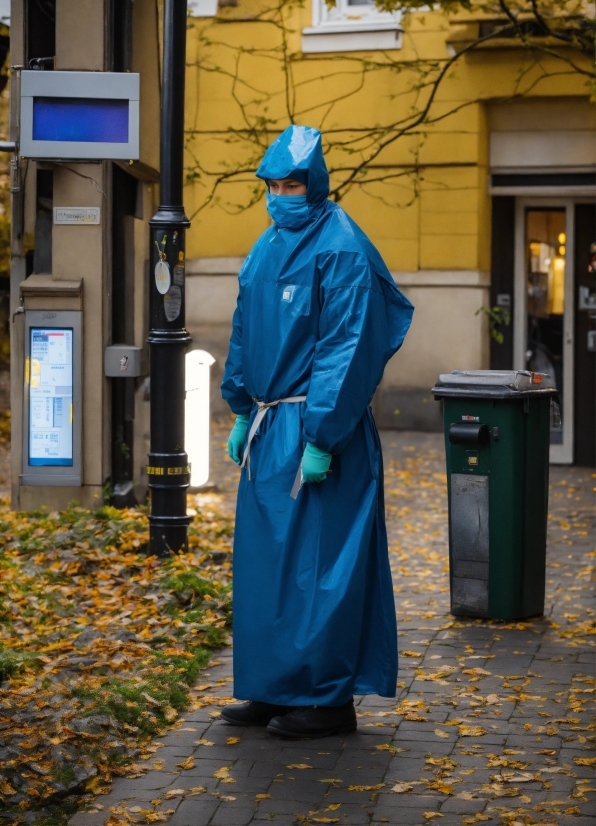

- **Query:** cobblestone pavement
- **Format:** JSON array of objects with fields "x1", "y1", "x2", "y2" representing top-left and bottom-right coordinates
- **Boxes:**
[{"x1": 70, "y1": 427, "x2": 595, "y2": 826}]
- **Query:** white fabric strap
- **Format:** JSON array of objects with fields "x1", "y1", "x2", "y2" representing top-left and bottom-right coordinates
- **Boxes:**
[
  {"x1": 241, "y1": 396, "x2": 307, "y2": 482},
  {"x1": 289, "y1": 463, "x2": 303, "y2": 500}
]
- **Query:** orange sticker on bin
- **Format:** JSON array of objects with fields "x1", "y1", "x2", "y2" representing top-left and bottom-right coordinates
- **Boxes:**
[{"x1": 531, "y1": 373, "x2": 543, "y2": 384}]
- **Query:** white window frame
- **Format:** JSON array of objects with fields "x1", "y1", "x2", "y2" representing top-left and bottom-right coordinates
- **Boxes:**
[
  {"x1": 302, "y1": 0, "x2": 403, "y2": 52},
  {"x1": 307, "y1": 0, "x2": 402, "y2": 33},
  {"x1": 188, "y1": 0, "x2": 218, "y2": 18}
]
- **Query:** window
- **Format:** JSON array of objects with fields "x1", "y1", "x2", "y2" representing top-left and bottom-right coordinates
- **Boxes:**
[
  {"x1": 302, "y1": 0, "x2": 402, "y2": 52},
  {"x1": 312, "y1": 0, "x2": 401, "y2": 31}
]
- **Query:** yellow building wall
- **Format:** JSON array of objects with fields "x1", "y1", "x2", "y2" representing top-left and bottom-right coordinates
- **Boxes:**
[{"x1": 182, "y1": 4, "x2": 591, "y2": 273}]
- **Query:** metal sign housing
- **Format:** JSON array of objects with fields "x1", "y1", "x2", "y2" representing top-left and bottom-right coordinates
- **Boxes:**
[
  {"x1": 22, "y1": 310, "x2": 83, "y2": 486},
  {"x1": 20, "y1": 71, "x2": 140, "y2": 160}
]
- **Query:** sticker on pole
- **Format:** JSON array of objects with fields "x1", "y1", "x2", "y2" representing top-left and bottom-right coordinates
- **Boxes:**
[
  {"x1": 164, "y1": 285, "x2": 182, "y2": 321},
  {"x1": 155, "y1": 260, "x2": 171, "y2": 295}
]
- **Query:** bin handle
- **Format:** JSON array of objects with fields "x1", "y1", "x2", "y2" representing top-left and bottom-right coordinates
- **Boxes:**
[{"x1": 448, "y1": 422, "x2": 489, "y2": 445}]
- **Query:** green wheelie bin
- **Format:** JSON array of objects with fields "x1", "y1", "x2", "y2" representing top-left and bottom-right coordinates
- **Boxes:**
[{"x1": 432, "y1": 370, "x2": 559, "y2": 621}]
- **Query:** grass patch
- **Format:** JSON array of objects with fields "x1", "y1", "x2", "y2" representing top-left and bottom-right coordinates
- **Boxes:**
[{"x1": 0, "y1": 648, "x2": 21, "y2": 682}]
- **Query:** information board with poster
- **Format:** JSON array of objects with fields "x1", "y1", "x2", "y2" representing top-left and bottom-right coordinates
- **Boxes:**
[
  {"x1": 22, "y1": 311, "x2": 82, "y2": 486},
  {"x1": 28, "y1": 327, "x2": 73, "y2": 466}
]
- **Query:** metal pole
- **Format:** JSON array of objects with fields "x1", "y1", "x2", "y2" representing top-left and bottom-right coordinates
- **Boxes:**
[{"x1": 147, "y1": 0, "x2": 191, "y2": 556}]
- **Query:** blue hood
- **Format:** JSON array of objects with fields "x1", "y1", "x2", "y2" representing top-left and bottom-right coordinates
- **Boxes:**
[{"x1": 256, "y1": 125, "x2": 329, "y2": 207}]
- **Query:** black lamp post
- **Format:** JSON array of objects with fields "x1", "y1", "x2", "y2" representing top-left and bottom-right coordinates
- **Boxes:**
[{"x1": 147, "y1": 0, "x2": 191, "y2": 556}]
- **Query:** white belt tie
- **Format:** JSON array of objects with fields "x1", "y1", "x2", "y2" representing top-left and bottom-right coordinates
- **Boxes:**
[{"x1": 241, "y1": 397, "x2": 307, "y2": 493}]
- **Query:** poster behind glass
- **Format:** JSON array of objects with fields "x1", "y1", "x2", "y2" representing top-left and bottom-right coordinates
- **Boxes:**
[{"x1": 28, "y1": 328, "x2": 73, "y2": 466}]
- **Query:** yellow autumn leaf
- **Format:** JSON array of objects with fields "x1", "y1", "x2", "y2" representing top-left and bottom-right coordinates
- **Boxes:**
[
  {"x1": 348, "y1": 783, "x2": 385, "y2": 791},
  {"x1": 574, "y1": 757, "x2": 596, "y2": 766},
  {"x1": 176, "y1": 756, "x2": 195, "y2": 770},
  {"x1": 214, "y1": 766, "x2": 233, "y2": 779},
  {"x1": 426, "y1": 781, "x2": 456, "y2": 795},
  {"x1": 227, "y1": 736, "x2": 240, "y2": 745},
  {"x1": 164, "y1": 789, "x2": 187, "y2": 799},
  {"x1": 163, "y1": 705, "x2": 178, "y2": 723},
  {"x1": 255, "y1": 794, "x2": 272, "y2": 800},
  {"x1": 195, "y1": 738, "x2": 214, "y2": 746},
  {"x1": 435, "y1": 728, "x2": 450, "y2": 738},
  {"x1": 187, "y1": 787, "x2": 207, "y2": 795},
  {"x1": 458, "y1": 725, "x2": 487, "y2": 737},
  {"x1": 324, "y1": 803, "x2": 341, "y2": 811},
  {"x1": 426, "y1": 757, "x2": 457, "y2": 769},
  {"x1": 0, "y1": 781, "x2": 17, "y2": 796},
  {"x1": 286, "y1": 763, "x2": 313, "y2": 769},
  {"x1": 318, "y1": 779, "x2": 343, "y2": 784},
  {"x1": 312, "y1": 819, "x2": 340, "y2": 824},
  {"x1": 145, "y1": 813, "x2": 174, "y2": 823},
  {"x1": 375, "y1": 744, "x2": 397, "y2": 754},
  {"x1": 423, "y1": 814, "x2": 444, "y2": 820},
  {"x1": 401, "y1": 650, "x2": 422, "y2": 657}
]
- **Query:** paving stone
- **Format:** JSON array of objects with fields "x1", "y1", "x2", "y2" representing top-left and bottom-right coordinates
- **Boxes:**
[
  {"x1": 165, "y1": 798, "x2": 220, "y2": 826},
  {"x1": 68, "y1": 813, "x2": 109, "y2": 826},
  {"x1": 439, "y1": 796, "x2": 489, "y2": 813},
  {"x1": 211, "y1": 804, "x2": 256, "y2": 825}
]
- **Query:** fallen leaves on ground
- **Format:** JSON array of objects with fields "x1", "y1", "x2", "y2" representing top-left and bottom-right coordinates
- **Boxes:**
[
  {"x1": 0, "y1": 495, "x2": 233, "y2": 824},
  {"x1": 459, "y1": 725, "x2": 487, "y2": 737},
  {"x1": 176, "y1": 755, "x2": 195, "y2": 770},
  {"x1": 391, "y1": 782, "x2": 414, "y2": 793}
]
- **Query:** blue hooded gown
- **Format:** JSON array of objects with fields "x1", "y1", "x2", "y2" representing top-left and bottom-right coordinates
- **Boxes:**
[{"x1": 221, "y1": 126, "x2": 414, "y2": 705}]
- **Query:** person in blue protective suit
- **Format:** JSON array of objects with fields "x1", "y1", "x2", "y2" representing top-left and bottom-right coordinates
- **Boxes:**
[{"x1": 220, "y1": 125, "x2": 414, "y2": 739}]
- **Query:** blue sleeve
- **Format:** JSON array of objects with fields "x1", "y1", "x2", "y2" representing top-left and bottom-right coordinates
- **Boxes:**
[
  {"x1": 302, "y1": 250, "x2": 412, "y2": 454},
  {"x1": 221, "y1": 288, "x2": 254, "y2": 415}
]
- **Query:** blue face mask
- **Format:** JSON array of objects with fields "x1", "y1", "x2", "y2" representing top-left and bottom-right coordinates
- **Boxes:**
[{"x1": 266, "y1": 193, "x2": 311, "y2": 229}]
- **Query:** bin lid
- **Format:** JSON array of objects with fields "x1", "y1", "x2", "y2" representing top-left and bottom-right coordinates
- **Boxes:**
[{"x1": 432, "y1": 370, "x2": 558, "y2": 399}]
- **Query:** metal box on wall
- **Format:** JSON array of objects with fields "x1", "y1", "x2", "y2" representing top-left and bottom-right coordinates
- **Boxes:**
[
  {"x1": 22, "y1": 311, "x2": 83, "y2": 486},
  {"x1": 20, "y1": 71, "x2": 140, "y2": 160},
  {"x1": 104, "y1": 344, "x2": 142, "y2": 377},
  {"x1": 432, "y1": 370, "x2": 558, "y2": 621}
]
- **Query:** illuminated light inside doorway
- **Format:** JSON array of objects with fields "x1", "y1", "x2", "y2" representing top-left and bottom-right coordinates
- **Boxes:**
[{"x1": 185, "y1": 349, "x2": 216, "y2": 488}]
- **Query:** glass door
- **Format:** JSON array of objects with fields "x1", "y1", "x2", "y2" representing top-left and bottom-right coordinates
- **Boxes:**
[{"x1": 514, "y1": 200, "x2": 574, "y2": 463}]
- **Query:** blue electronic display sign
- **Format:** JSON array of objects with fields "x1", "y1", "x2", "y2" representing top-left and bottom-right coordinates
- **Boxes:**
[
  {"x1": 20, "y1": 71, "x2": 139, "y2": 160},
  {"x1": 33, "y1": 97, "x2": 129, "y2": 143},
  {"x1": 28, "y1": 328, "x2": 74, "y2": 467}
]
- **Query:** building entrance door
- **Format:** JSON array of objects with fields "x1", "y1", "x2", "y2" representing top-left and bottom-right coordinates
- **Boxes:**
[
  {"x1": 514, "y1": 199, "x2": 575, "y2": 464},
  {"x1": 573, "y1": 204, "x2": 596, "y2": 467}
]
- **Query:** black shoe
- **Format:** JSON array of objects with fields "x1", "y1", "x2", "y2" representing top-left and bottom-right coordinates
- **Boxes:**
[
  {"x1": 267, "y1": 700, "x2": 357, "y2": 739},
  {"x1": 220, "y1": 700, "x2": 292, "y2": 726}
]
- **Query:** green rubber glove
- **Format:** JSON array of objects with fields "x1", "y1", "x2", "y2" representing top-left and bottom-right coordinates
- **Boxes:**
[
  {"x1": 227, "y1": 414, "x2": 250, "y2": 465},
  {"x1": 301, "y1": 443, "x2": 332, "y2": 483}
]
